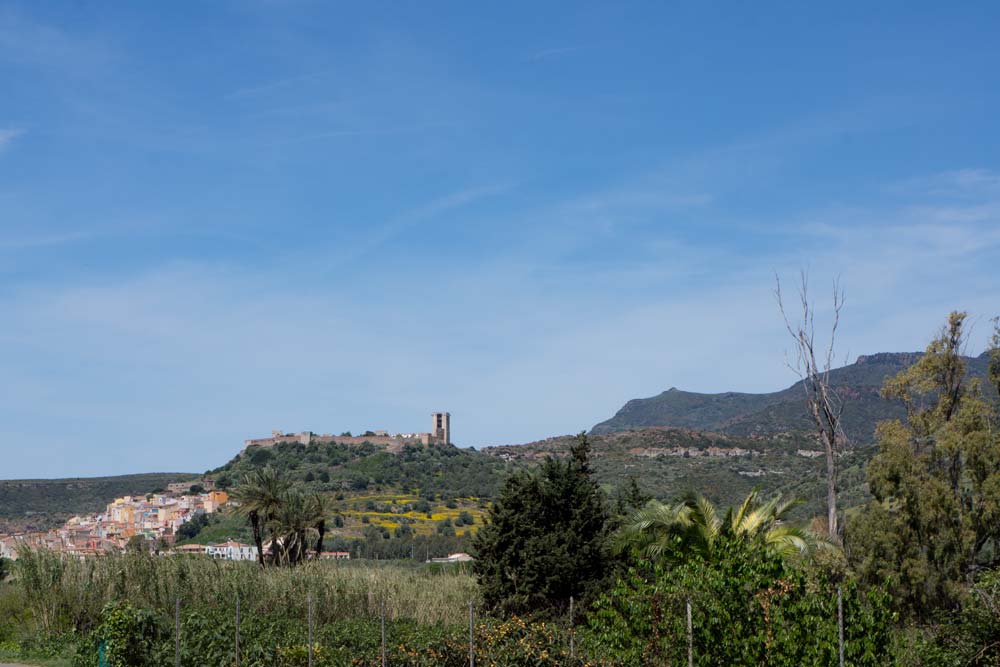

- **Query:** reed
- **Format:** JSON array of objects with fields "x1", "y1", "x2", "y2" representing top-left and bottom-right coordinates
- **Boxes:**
[{"x1": 9, "y1": 548, "x2": 477, "y2": 635}]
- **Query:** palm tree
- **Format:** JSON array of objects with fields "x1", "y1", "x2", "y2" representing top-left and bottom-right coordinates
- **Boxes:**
[
  {"x1": 614, "y1": 490, "x2": 828, "y2": 563},
  {"x1": 229, "y1": 467, "x2": 290, "y2": 567},
  {"x1": 268, "y1": 491, "x2": 320, "y2": 567},
  {"x1": 307, "y1": 493, "x2": 330, "y2": 560}
]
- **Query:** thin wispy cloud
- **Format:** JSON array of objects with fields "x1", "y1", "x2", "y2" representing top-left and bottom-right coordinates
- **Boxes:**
[
  {"x1": 0, "y1": 9, "x2": 112, "y2": 74},
  {"x1": 323, "y1": 184, "x2": 512, "y2": 266},
  {"x1": 226, "y1": 70, "x2": 332, "y2": 99},
  {"x1": 889, "y1": 168, "x2": 1000, "y2": 199},
  {"x1": 0, "y1": 230, "x2": 95, "y2": 250},
  {"x1": 0, "y1": 128, "x2": 24, "y2": 152}
]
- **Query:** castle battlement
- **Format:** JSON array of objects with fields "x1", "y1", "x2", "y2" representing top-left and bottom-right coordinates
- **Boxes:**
[{"x1": 242, "y1": 412, "x2": 451, "y2": 451}]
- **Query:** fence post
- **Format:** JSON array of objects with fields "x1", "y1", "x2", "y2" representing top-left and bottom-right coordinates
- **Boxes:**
[
  {"x1": 381, "y1": 600, "x2": 387, "y2": 667},
  {"x1": 175, "y1": 597, "x2": 181, "y2": 667},
  {"x1": 569, "y1": 595, "x2": 575, "y2": 659},
  {"x1": 308, "y1": 593, "x2": 314, "y2": 667},
  {"x1": 837, "y1": 587, "x2": 845, "y2": 667},
  {"x1": 469, "y1": 599, "x2": 475, "y2": 667},
  {"x1": 686, "y1": 597, "x2": 693, "y2": 667},
  {"x1": 235, "y1": 592, "x2": 241, "y2": 667}
]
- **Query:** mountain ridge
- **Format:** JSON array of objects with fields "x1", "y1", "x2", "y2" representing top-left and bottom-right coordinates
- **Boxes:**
[{"x1": 591, "y1": 351, "x2": 993, "y2": 443}]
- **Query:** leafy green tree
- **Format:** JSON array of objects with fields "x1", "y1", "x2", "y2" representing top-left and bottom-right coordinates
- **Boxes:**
[
  {"x1": 914, "y1": 568, "x2": 1000, "y2": 664},
  {"x1": 615, "y1": 491, "x2": 828, "y2": 563},
  {"x1": 587, "y1": 535, "x2": 895, "y2": 666},
  {"x1": 472, "y1": 433, "x2": 611, "y2": 615},
  {"x1": 613, "y1": 476, "x2": 651, "y2": 518},
  {"x1": 847, "y1": 312, "x2": 1000, "y2": 617},
  {"x1": 175, "y1": 513, "x2": 211, "y2": 542}
]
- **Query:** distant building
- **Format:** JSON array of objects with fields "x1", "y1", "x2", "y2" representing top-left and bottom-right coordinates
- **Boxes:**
[
  {"x1": 167, "y1": 478, "x2": 216, "y2": 494},
  {"x1": 430, "y1": 412, "x2": 451, "y2": 445},
  {"x1": 428, "y1": 552, "x2": 474, "y2": 564},
  {"x1": 173, "y1": 544, "x2": 207, "y2": 556},
  {"x1": 243, "y1": 412, "x2": 453, "y2": 451},
  {"x1": 317, "y1": 551, "x2": 351, "y2": 560},
  {"x1": 205, "y1": 541, "x2": 258, "y2": 561}
]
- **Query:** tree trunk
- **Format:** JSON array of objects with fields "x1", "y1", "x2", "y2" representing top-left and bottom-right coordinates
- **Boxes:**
[
  {"x1": 315, "y1": 520, "x2": 326, "y2": 560},
  {"x1": 249, "y1": 510, "x2": 265, "y2": 568},
  {"x1": 822, "y1": 431, "x2": 838, "y2": 536}
]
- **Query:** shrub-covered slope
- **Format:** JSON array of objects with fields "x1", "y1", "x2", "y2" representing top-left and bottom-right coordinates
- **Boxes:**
[{"x1": 591, "y1": 351, "x2": 993, "y2": 444}]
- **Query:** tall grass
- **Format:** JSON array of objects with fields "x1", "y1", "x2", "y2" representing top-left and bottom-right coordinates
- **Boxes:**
[{"x1": 11, "y1": 548, "x2": 477, "y2": 636}]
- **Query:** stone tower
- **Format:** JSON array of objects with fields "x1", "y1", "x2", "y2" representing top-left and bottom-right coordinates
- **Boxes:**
[{"x1": 432, "y1": 412, "x2": 451, "y2": 444}]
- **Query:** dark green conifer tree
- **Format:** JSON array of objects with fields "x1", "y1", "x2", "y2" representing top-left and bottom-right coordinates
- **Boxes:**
[{"x1": 472, "y1": 433, "x2": 610, "y2": 615}]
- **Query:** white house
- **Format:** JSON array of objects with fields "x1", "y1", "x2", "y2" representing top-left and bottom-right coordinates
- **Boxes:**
[
  {"x1": 204, "y1": 541, "x2": 258, "y2": 561},
  {"x1": 428, "y1": 552, "x2": 474, "y2": 564}
]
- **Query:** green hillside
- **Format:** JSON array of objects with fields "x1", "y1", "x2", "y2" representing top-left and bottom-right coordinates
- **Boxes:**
[
  {"x1": 0, "y1": 472, "x2": 196, "y2": 532},
  {"x1": 591, "y1": 351, "x2": 994, "y2": 444},
  {"x1": 210, "y1": 439, "x2": 509, "y2": 499},
  {"x1": 483, "y1": 426, "x2": 872, "y2": 519}
]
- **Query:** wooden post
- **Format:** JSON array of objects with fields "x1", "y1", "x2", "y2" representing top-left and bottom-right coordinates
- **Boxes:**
[
  {"x1": 838, "y1": 587, "x2": 845, "y2": 667},
  {"x1": 235, "y1": 593, "x2": 241, "y2": 667},
  {"x1": 308, "y1": 593, "x2": 314, "y2": 667},
  {"x1": 469, "y1": 599, "x2": 475, "y2": 667},
  {"x1": 569, "y1": 596, "x2": 575, "y2": 659},
  {"x1": 381, "y1": 601, "x2": 387, "y2": 667},
  {"x1": 175, "y1": 597, "x2": 181, "y2": 667},
  {"x1": 686, "y1": 597, "x2": 693, "y2": 667}
]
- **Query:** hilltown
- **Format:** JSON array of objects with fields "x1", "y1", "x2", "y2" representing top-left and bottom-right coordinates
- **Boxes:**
[{"x1": 0, "y1": 479, "x2": 241, "y2": 560}]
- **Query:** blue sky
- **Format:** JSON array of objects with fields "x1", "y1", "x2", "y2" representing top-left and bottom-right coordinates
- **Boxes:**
[{"x1": 2, "y1": 2, "x2": 1000, "y2": 478}]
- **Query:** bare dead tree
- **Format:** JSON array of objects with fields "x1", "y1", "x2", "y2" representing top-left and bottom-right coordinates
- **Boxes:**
[{"x1": 775, "y1": 271, "x2": 846, "y2": 538}]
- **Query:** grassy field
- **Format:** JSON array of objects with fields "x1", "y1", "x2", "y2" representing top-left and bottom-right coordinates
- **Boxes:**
[{"x1": 0, "y1": 549, "x2": 481, "y2": 666}]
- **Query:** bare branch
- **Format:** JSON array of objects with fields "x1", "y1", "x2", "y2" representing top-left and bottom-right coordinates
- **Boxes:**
[{"x1": 775, "y1": 271, "x2": 847, "y2": 538}]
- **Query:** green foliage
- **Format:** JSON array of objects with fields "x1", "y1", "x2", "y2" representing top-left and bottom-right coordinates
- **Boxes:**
[
  {"x1": 847, "y1": 312, "x2": 1000, "y2": 618},
  {"x1": 215, "y1": 440, "x2": 508, "y2": 499},
  {"x1": 614, "y1": 491, "x2": 828, "y2": 564},
  {"x1": 473, "y1": 434, "x2": 611, "y2": 616},
  {"x1": 586, "y1": 536, "x2": 895, "y2": 666},
  {"x1": 174, "y1": 512, "x2": 213, "y2": 542},
  {"x1": 904, "y1": 568, "x2": 1000, "y2": 665},
  {"x1": 10, "y1": 548, "x2": 477, "y2": 636},
  {"x1": 75, "y1": 601, "x2": 161, "y2": 667},
  {"x1": 486, "y1": 427, "x2": 878, "y2": 524}
]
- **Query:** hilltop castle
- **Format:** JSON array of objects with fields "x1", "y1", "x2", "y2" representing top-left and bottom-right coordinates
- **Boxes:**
[{"x1": 242, "y1": 412, "x2": 451, "y2": 451}]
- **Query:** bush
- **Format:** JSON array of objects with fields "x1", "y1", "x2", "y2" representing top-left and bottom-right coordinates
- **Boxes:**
[
  {"x1": 75, "y1": 601, "x2": 162, "y2": 667},
  {"x1": 586, "y1": 537, "x2": 895, "y2": 666},
  {"x1": 908, "y1": 568, "x2": 1000, "y2": 665}
]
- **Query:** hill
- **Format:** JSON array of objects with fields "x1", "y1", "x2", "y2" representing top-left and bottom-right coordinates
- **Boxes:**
[
  {"x1": 482, "y1": 426, "x2": 871, "y2": 519},
  {"x1": 210, "y1": 438, "x2": 509, "y2": 499},
  {"x1": 0, "y1": 472, "x2": 196, "y2": 533},
  {"x1": 591, "y1": 351, "x2": 994, "y2": 444}
]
